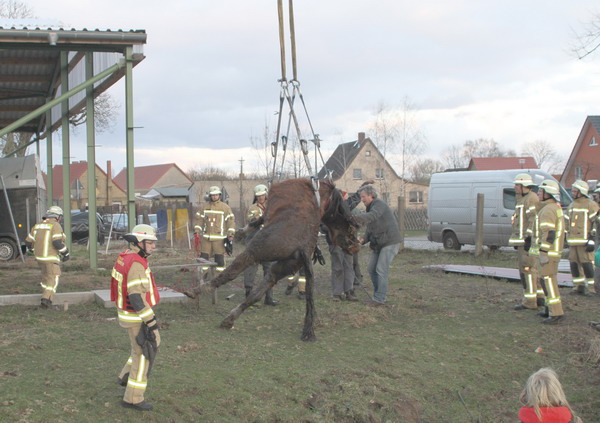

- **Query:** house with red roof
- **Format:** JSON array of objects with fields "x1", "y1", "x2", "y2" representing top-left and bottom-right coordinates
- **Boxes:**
[
  {"x1": 560, "y1": 116, "x2": 600, "y2": 188},
  {"x1": 51, "y1": 161, "x2": 126, "y2": 210},
  {"x1": 113, "y1": 163, "x2": 193, "y2": 196},
  {"x1": 467, "y1": 157, "x2": 538, "y2": 171}
]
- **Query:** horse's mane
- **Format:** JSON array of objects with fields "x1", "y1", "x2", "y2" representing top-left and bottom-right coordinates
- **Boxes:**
[{"x1": 320, "y1": 180, "x2": 359, "y2": 228}]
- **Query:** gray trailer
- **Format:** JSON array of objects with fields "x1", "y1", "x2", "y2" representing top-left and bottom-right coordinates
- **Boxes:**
[{"x1": 0, "y1": 155, "x2": 47, "y2": 260}]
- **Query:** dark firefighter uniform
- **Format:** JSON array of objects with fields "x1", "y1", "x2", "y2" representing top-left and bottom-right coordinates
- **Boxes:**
[
  {"x1": 564, "y1": 180, "x2": 599, "y2": 295},
  {"x1": 25, "y1": 212, "x2": 68, "y2": 307},
  {"x1": 509, "y1": 176, "x2": 542, "y2": 309},
  {"x1": 111, "y1": 246, "x2": 160, "y2": 407}
]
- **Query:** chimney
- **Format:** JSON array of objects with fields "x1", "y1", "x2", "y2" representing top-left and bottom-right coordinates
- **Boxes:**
[
  {"x1": 106, "y1": 160, "x2": 112, "y2": 206},
  {"x1": 358, "y1": 132, "x2": 365, "y2": 143}
]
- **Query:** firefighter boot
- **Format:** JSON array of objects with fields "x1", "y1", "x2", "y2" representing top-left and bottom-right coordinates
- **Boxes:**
[
  {"x1": 542, "y1": 315, "x2": 565, "y2": 325},
  {"x1": 538, "y1": 307, "x2": 549, "y2": 318},
  {"x1": 40, "y1": 298, "x2": 52, "y2": 309},
  {"x1": 264, "y1": 288, "x2": 278, "y2": 306}
]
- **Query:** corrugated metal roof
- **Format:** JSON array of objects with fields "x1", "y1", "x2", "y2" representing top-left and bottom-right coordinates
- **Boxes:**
[{"x1": 0, "y1": 20, "x2": 146, "y2": 139}]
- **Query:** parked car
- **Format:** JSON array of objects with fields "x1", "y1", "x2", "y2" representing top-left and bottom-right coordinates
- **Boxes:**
[
  {"x1": 427, "y1": 169, "x2": 572, "y2": 250},
  {"x1": 71, "y1": 211, "x2": 107, "y2": 245},
  {"x1": 137, "y1": 214, "x2": 158, "y2": 232},
  {"x1": 103, "y1": 213, "x2": 129, "y2": 238}
]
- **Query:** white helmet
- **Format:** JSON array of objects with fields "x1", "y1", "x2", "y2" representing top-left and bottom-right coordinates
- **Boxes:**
[
  {"x1": 209, "y1": 186, "x2": 222, "y2": 195},
  {"x1": 46, "y1": 206, "x2": 63, "y2": 218},
  {"x1": 254, "y1": 184, "x2": 268, "y2": 196},
  {"x1": 513, "y1": 173, "x2": 536, "y2": 187},
  {"x1": 539, "y1": 179, "x2": 561, "y2": 202},
  {"x1": 571, "y1": 179, "x2": 589, "y2": 197},
  {"x1": 126, "y1": 224, "x2": 157, "y2": 243}
]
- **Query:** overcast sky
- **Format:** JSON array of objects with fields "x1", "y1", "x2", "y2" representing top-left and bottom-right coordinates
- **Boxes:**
[{"x1": 20, "y1": 0, "x2": 600, "y2": 175}]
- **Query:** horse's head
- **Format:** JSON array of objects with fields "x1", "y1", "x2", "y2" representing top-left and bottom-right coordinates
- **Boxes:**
[{"x1": 319, "y1": 181, "x2": 361, "y2": 255}]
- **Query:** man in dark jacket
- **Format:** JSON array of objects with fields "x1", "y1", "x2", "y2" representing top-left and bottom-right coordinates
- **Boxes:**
[{"x1": 357, "y1": 185, "x2": 401, "y2": 305}]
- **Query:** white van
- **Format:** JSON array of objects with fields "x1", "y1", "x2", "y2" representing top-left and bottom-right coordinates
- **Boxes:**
[{"x1": 427, "y1": 169, "x2": 572, "y2": 250}]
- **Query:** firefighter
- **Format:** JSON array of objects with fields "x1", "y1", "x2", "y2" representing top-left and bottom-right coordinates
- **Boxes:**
[
  {"x1": 243, "y1": 184, "x2": 278, "y2": 305},
  {"x1": 532, "y1": 180, "x2": 566, "y2": 324},
  {"x1": 565, "y1": 180, "x2": 599, "y2": 295},
  {"x1": 194, "y1": 186, "x2": 236, "y2": 281},
  {"x1": 509, "y1": 173, "x2": 543, "y2": 311},
  {"x1": 24, "y1": 206, "x2": 69, "y2": 309},
  {"x1": 110, "y1": 224, "x2": 160, "y2": 411}
]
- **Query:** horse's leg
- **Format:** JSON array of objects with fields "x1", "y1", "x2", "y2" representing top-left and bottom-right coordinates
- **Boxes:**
[
  {"x1": 184, "y1": 250, "x2": 256, "y2": 299},
  {"x1": 300, "y1": 251, "x2": 317, "y2": 342},
  {"x1": 220, "y1": 258, "x2": 302, "y2": 329}
]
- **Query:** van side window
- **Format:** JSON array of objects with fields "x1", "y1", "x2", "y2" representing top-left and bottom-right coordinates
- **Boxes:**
[{"x1": 503, "y1": 188, "x2": 516, "y2": 210}]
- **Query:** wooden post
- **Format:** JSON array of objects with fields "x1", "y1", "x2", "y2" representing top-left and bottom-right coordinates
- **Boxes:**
[
  {"x1": 397, "y1": 196, "x2": 405, "y2": 250},
  {"x1": 475, "y1": 193, "x2": 484, "y2": 256}
]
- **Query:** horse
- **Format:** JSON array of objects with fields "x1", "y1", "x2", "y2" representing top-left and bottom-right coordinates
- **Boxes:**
[{"x1": 184, "y1": 178, "x2": 360, "y2": 342}]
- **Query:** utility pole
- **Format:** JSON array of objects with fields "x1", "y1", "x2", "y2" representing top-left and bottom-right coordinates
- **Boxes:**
[{"x1": 239, "y1": 157, "x2": 245, "y2": 218}]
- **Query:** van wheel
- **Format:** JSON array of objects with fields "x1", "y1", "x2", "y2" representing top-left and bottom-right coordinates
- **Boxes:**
[
  {"x1": 0, "y1": 237, "x2": 18, "y2": 261},
  {"x1": 442, "y1": 232, "x2": 461, "y2": 250}
]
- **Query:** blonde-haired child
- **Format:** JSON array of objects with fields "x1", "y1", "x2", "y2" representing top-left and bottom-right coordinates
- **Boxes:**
[{"x1": 518, "y1": 367, "x2": 582, "y2": 423}]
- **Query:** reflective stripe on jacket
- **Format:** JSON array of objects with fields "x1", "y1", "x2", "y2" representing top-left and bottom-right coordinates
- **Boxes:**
[
  {"x1": 565, "y1": 197, "x2": 599, "y2": 245},
  {"x1": 195, "y1": 200, "x2": 235, "y2": 240},
  {"x1": 110, "y1": 251, "x2": 160, "y2": 324},
  {"x1": 509, "y1": 190, "x2": 539, "y2": 245},
  {"x1": 25, "y1": 219, "x2": 66, "y2": 263},
  {"x1": 536, "y1": 200, "x2": 564, "y2": 257}
]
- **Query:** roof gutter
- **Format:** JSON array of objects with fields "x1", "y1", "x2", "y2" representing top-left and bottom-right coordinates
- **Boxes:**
[{"x1": 0, "y1": 29, "x2": 147, "y2": 45}]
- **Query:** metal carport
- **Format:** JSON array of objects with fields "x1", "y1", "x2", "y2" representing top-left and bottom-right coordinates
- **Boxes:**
[{"x1": 0, "y1": 22, "x2": 147, "y2": 268}]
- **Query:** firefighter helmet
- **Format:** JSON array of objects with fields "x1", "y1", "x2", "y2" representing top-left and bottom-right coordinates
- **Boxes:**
[
  {"x1": 46, "y1": 206, "x2": 63, "y2": 218},
  {"x1": 209, "y1": 186, "x2": 222, "y2": 195},
  {"x1": 254, "y1": 184, "x2": 268, "y2": 196},
  {"x1": 539, "y1": 179, "x2": 561, "y2": 202},
  {"x1": 126, "y1": 224, "x2": 157, "y2": 243},
  {"x1": 571, "y1": 179, "x2": 589, "y2": 197},
  {"x1": 513, "y1": 173, "x2": 536, "y2": 187}
]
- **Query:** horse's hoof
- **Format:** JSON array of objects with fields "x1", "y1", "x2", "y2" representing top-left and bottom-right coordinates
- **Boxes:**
[
  {"x1": 183, "y1": 290, "x2": 197, "y2": 299},
  {"x1": 220, "y1": 320, "x2": 234, "y2": 330},
  {"x1": 301, "y1": 333, "x2": 317, "y2": 342}
]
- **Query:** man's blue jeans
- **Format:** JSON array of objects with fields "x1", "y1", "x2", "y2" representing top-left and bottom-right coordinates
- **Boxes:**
[{"x1": 367, "y1": 243, "x2": 400, "y2": 303}]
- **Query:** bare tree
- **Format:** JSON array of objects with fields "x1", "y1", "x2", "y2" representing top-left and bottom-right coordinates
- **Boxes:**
[
  {"x1": 249, "y1": 119, "x2": 274, "y2": 178},
  {"x1": 187, "y1": 165, "x2": 233, "y2": 181},
  {"x1": 570, "y1": 11, "x2": 600, "y2": 59},
  {"x1": 69, "y1": 93, "x2": 119, "y2": 133},
  {"x1": 409, "y1": 158, "x2": 445, "y2": 185},
  {"x1": 0, "y1": 0, "x2": 33, "y2": 18},
  {"x1": 441, "y1": 138, "x2": 516, "y2": 170},
  {"x1": 370, "y1": 97, "x2": 426, "y2": 196},
  {"x1": 520, "y1": 140, "x2": 559, "y2": 172}
]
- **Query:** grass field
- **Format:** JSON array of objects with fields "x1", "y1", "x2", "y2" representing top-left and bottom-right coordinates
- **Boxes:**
[{"x1": 1, "y1": 241, "x2": 599, "y2": 422}]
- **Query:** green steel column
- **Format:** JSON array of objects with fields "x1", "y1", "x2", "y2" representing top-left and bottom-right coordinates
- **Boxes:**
[
  {"x1": 125, "y1": 46, "x2": 136, "y2": 230},
  {"x1": 46, "y1": 100, "x2": 53, "y2": 208},
  {"x1": 60, "y1": 51, "x2": 72, "y2": 249},
  {"x1": 86, "y1": 52, "x2": 97, "y2": 269}
]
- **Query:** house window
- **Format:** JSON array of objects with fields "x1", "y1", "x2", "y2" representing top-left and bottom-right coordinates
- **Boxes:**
[
  {"x1": 409, "y1": 191, "x2": 424, "y2": 204},
  {"x1": 575, "y1": 166, "x2": 583, "y2": 180},
  {"x1": 375, "y1": 168, "x2": 384, "y2": 179},
  {"x1": 590, "y1": 136, "x2": 598, "y2": 146},
  {"x1": 353, "y1": 168, "x2": 362, "y2": 179},
  {"x1": 382, "y1": 192, "x2": 390, "y2": 204},
  {"x1": 365, "y1": 150, "x2": 371, "y2": 157}
]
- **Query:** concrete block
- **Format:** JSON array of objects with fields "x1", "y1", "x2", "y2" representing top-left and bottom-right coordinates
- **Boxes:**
[{"x1": 93, "y1": 287, "x2": 191, "y2": 308}]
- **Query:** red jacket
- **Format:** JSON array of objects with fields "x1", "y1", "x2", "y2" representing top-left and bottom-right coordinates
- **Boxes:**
[
  {"x1": 518, "y1": 406, "x2": 573, "y2": 423},
  {"x1": 110, "y1": 251, "x2": 160, "y2": 313}
]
